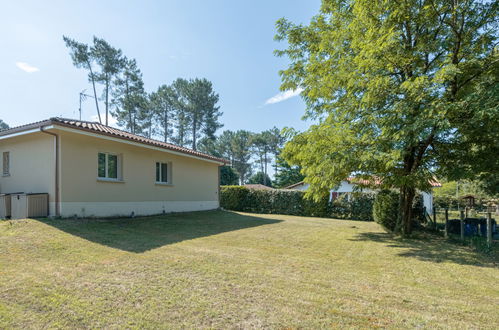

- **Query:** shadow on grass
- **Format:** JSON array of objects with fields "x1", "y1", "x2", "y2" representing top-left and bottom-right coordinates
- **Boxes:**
[
  {"x1": 350, "y1": 232, "x2": 499, "y2": 268},
  {"x1": 37, "y1": 210, "x2": 282, "y2": 253}
]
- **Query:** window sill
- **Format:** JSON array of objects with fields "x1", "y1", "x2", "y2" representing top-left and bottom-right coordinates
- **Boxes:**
[
  {"x1": 97, "y1": 178, "x2": 125, "y2": 183},
  {"x1": 2, "y1": 174, "x2": 10, "y2": 177},
  {"x1": 155, "y1": 182, "x2": 174, "y2": 187}
]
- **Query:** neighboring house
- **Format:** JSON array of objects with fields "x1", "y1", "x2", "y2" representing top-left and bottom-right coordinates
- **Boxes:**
[
  {"x1": 0, "y1": 118, "x2": 228, "y2": 218},
  {"x1": 243, "y1": 184, "x2": 274, "y2": 190},
  {"x1": 285, "y1": 178, "x2": 441, "y2": 214}
]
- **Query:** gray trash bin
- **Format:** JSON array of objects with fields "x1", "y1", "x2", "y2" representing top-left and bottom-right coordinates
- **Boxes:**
[
  {"x1": 0, "y1": 194, "x2": 12, "y2": 218},
  {"x1": 11, "y1": 193, "x2": 49, "y2": 219}
]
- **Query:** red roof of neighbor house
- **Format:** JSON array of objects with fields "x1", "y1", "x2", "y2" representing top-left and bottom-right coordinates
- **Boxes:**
[
  {"x1": 0, "y1": 117, "x2": 229, "y2": 165},
  {"x1": 347, "y1": 177, "x2": 442, "y2": 188},
  {"x1": 284, "y1": 181, "x2": 307, "y2": 189},
  {"x1": 243, "y1": 184, "x2": 274, "y2": 190},
  {"x1": 284, "y1": 177, "x2": 442, "y2": 189}
]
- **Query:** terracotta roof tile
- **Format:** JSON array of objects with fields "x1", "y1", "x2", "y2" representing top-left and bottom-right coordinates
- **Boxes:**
[{"x1": 0, "y1": 117, "x2": 228, "y2": 164}]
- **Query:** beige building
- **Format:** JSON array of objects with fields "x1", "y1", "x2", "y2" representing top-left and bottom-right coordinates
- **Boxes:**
[{"x1": 0, "y1": 118, "x2": 227, "y2": 218}]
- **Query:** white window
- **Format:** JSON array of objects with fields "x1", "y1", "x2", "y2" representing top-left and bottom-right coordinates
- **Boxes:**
[
  {"x1": 98, "y1": 152, "x2": 121, "y2": 180},
  {"x1": 2, "y1": 152, "x2": 9, "y2": 176},
  {"x1": 155, "y1": 162, "x2": 170, "y2": 183}
]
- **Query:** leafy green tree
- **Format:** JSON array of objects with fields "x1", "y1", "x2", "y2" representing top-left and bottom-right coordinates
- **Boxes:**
[
  {"x1": 220, "y1": 166, "x2": 239, "y2": 185},
  {"x1": 273, "y1": 155, "x2": 304, "y2": 188},
  {"x1": 248, "y1": 172, "x2": 273, "y2": 187},
  {"x1": 477, "y1": 174, "x2": 499, "y2": 197},
  {"x1": 0, "y1": 120, "x2": 8, "y2": 130},
  {"x1": 91, "y1": 37, "x2": 124, "y2": 126},
  {"x1": 63, "y1": 36, "x2": 102, "y2": 123},
  {"x1": 276, "y1": 0, "x2": 498, "y2": 235}
]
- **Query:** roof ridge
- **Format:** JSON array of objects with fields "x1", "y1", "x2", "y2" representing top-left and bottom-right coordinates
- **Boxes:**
[{"x1": 1, "y1": 117, "x2": 228, "y2": 164}]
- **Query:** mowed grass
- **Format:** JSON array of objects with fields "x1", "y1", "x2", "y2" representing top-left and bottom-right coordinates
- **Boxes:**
[{"x1": 1, "y1": 211, "x2": 498, "y2": 329}]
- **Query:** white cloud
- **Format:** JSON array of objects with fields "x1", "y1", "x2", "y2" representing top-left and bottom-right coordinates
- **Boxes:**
[
  {"x1": 264, "y1": 88, "x2": 303, "y2": 105},
  {"x1": 15, "y1": 62, "x2": 39, "y2": 73},
  {"x1": 90, "y1": 115, "x2": 119, "y2": 127}
]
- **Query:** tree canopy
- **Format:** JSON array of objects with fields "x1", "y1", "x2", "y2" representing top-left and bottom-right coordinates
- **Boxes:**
[
  {"x1": 276, "y1": 0, "x2": 498, "y2": 235},
  {"x1": 0, "y1": 120, "x2": 8, "y2": 130}
]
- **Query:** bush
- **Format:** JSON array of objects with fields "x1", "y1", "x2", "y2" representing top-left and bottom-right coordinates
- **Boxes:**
[
  {"x1": 412, "y1": 193, "x2": 425, "y2": 224},
  {"x1": 350, "y1": 193, "x2": 376, "y2": 221},
  {"x1": 220, "y1": 186, "x2": 249, "y2": 211},
  {"x1": 373, "y1": 190, "x2": 399, "y2": 231},
  {"x1": 220, "y1": 186, "x2": 374, "y2": 220}
]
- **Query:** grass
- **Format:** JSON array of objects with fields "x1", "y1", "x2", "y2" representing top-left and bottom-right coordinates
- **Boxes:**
[{"x1": 1, "y1": 210, "x2": 498, "y2": 329}]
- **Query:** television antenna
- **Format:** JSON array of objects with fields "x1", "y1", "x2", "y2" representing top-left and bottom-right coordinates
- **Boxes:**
[{"x1": 79, "y1": 89, "x2": 95, "y2": 120}]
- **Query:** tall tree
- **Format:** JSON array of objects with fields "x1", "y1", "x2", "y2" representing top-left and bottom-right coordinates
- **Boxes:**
[
  {"x1": 150, "y1": 84, "x2": 176, "y2": 143},
  {"x1": 266, "y1": 127, "x2": 286, "y2": 174},
  {"x1": 231, "y1": 130, "x2": 254, "y2": 184},
  {"x1": 220, "y1": 166, "x2": 239, "y2": 185},
  {"x1": 0, "y1": 119, "x2": 8, "y2": 130},
  {"x1": 91, "y1": 37, "x2": 124, "y2": 126},
  {"x1": 248, "y1": 172, "x2": 273, "y2": 187},
  {"x1": 112, "y1": 58, "x2": 147, "y2": 135},
  {"x1": 170, "y1": 78, "x2": 192, "y2": 147},
  {"x1": 273, "y1": 155, "x2": 305, "y2": 188},
  {"x1": 184, "y1": 78, "x2": 222, "y2": 150},
  {"x1": 251, "y1": 131, "x2": 274, "y2": 186},
  {"x1": 217, "y1": 130, "x2": 236, "y2": 164},
  {"x1": 197, "y1": 136, "x2": 222, "y2": 157},
  {"x1": 276, "y1": 0, "x2": 498, "y2": 235},
  {"x1": 63, "y1": 36, "x2": 102, "y2": 123}
]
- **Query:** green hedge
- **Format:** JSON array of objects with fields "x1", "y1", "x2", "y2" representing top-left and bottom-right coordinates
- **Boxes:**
[
  {"x1": 373, "y1": 190, "x2": 399, "y2": 231},
  {"x1": 220, "y1": 186, "x2": 374, "y2": 220}
]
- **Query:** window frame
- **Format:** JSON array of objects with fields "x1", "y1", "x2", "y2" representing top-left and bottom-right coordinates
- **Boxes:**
[
  {"x1": 97, "y1": 152, "x2": 122, "y2": 181},
  {"x1": 155, "y1": 161, "x2": 172, "y2": 185},
  {"x1": 2, "y1": 151, "x2": 10, "y2": 176}
]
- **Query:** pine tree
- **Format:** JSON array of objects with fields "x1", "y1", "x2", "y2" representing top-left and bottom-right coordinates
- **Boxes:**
[
  {"x1": 112, "y1": 58, "x2": 147, "y2": 135},
  {"x1": 91, "y1": 37, "x2": 123, "y2": 126}
]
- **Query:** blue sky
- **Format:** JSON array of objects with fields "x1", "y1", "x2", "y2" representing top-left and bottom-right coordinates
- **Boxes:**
[{"x1": 0, "y1": 0, "x2": 320, "y2": 133}]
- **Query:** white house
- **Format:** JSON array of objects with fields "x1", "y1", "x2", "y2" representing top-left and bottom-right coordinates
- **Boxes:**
[{"x1": 285, "y1": 178, "x2": 441, "y2": 214}]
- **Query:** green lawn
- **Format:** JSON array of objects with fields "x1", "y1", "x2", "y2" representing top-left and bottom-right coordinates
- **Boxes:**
[{"x1": 1, "y1": 211, "x2": 498, "y2": 329}]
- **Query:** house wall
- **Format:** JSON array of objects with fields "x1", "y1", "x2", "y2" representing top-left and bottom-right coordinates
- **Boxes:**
[
  {"x1": 57, "y1": 130, "x2": 220, "y2": 217},
  {"x1": 0, "y1": 132, "x2": 57, "y2": 215},
  {"x1": 296, "y1": 180, "x2": 435, "y2": 213},
  {"x1": 422, "y1": 192, "x2": 433, "y2": 214}
]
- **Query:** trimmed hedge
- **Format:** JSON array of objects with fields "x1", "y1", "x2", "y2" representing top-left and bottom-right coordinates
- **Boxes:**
[
  {"x1": 220, "y1": 186, "x2": 374, "y2": 220},
  {"x1": 372, "y1": 190, "x2": 399, "y2": 231}
]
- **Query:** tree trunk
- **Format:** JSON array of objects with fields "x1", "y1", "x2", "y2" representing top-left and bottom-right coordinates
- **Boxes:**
[
  {"x1": 87, "y1": 63, "x2": 102, "y2": 124},
  {"x1": 126, "y1": 79, "x2": 132, "y2": 132},
  {"x1": 264, "y1": 151, "x2": 268, "y2": 186},
  {"x1": 105, "y1": 75, "x2": 109, "y2": 126},
  {"x1": 192, "y1": 119, "x2": 197, "y2": 150},
  {"x1": 398, "y1": 185, "x2": 416, "y2": 236},
  {"x1": 164, "y1": 106, "x2": 168, "y2": 143}
]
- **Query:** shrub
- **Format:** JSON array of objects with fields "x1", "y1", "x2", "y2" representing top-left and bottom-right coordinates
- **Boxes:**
[
  {"x1": 220, "y1": 186, "x2": 373, "y2": 220},
  {"x1": 412, "y1": 193, "x2": 425, "y2": 224},
  {"x1": 220, "y1": 186, "x2": 249, "y2": 211},
  {"x1": 350, "y1": 193, "x2": 375, "y2": 221},
  {"x1": 373, "y1": 190, "x2": 399, "y2": 231}
]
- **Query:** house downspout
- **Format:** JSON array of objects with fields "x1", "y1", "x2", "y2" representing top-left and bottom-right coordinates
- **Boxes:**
[
  {"x1": 40, "y1": 127, "x2": 60, "y2": 217},
  {"x1": 218, "y1": 165, "x2": 221, "y2": 209}
]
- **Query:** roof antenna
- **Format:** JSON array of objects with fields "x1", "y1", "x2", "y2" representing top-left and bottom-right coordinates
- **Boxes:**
[{"x1": 79, "y1": 89, "x2": 94, "y2": 121}]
